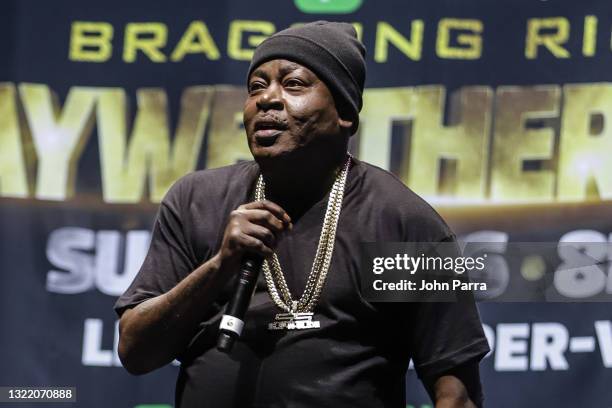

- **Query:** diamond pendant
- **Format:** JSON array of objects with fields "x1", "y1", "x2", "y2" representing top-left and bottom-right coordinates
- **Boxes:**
[{"x1": 268, "y1": 312, "x2": 321, "y2": 331}]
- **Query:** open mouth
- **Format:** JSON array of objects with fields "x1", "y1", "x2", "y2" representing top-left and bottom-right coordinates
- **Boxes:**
[{"x1": 253, "y1": 121, "x2": 287, "y2": 146}]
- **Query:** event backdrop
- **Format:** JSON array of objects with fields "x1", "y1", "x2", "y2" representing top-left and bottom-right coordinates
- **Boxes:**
[{"x1": 1, "y1": 0, "x2": 611, "y2": 407}]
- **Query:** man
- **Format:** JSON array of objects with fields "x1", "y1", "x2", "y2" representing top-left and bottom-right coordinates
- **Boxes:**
[{"x1": 115, "y1": 21, "x2": 490, "y2": 407}]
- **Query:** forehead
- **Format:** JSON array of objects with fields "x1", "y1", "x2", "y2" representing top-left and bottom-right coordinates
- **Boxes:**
[{"x1": 249, "y1": 59, "x2": 319, "y2": 80}]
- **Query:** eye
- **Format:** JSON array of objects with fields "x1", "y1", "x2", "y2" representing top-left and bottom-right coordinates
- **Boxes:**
[
  {"x1": 248, "y1": 81, "x2": 266, "y2": 94},
  {"x1": 284, "y1": 78, "x2": 305, "y2": 89}
]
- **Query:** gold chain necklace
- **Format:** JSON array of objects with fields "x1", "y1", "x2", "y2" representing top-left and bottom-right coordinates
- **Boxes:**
[{"x1": 255, "y1": 154, "x2": 352, "y2": 330}]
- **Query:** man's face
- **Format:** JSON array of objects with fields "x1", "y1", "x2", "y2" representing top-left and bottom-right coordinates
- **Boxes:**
[{"x1": 243, "y1": 59, "x2": 350, "y2": 162}]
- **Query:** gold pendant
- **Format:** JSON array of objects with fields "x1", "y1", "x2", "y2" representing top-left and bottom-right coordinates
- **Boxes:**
[{"x1": 268, "y1": 312, "x2": 321, "y2": 330}]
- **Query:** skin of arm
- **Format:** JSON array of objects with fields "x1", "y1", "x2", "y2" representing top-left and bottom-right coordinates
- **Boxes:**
[
  {"x1": 423, "y1": 361, "x2": 484, "y2": 408},
  {"x1": 118, "y1": 200, "x2": 291, "y2": 375}
]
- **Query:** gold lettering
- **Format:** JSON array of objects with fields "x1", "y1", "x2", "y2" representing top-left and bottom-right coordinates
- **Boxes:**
[
  {"x1": 491, "y1": 86, "x2": 560, "y2": 200},
  {"x1": 436, "y1": 18, "x2": 483, "y2": 60},
  {"x1": 558, "y1": 83, "x2": 612, "y2": 201},
  {"x1": 374, "y1": 21, "x2": 424, "y2": 62},
  {"x1": 582, "y1": 15, "x2": 597, "y2": 57},
  {"x1": 0, "y1": 83, "x2": 30, "y2": 197},
  {"x1": 123, "y1": 23, "x2": 168, "y2": 63},
  {"x1": 69, "y1": 21, "x2": 113, "y2": 62},
  {"x1": 408, "y1": 86, "x2": 492, "y2": 198},
  {"x1": 19, "y1": 84, "x2": 97, "y2": 200},
  {"x1": 359, "y1": 87, "x2": 416, "y2": 170},
  {"x1": 228, "y1": 20, "x2": 275, "y2": 61},
  {"x1": 525, "y1": 17, "x2": 570, "y2": 59},
  {"x1": 97, "y1": 86, "x2": 213, "y2": 203},
  {"x1": 171, "y1": 21, "x2": 220, "y2": 61},
  {"x1": 206, "y1": 86, "x2": 251, "y2": 168}
]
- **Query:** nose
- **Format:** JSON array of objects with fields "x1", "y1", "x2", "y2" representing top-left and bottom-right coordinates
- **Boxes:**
[{"x1": 256, "y1": 82, "x2": 284, "y2": 111}]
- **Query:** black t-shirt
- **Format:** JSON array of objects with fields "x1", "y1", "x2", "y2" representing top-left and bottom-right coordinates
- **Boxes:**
[{"x1": 115, "y1": 158, "x2": 490, "y2": 408}]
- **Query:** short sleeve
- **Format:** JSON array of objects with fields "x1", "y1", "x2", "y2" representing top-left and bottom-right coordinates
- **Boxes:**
[
  {"x1": 114, "y1": 178, "x2": 198, "y2": 317},
  {"x1": 409, "y1": 235, "x2": 490, "y2": 380}
]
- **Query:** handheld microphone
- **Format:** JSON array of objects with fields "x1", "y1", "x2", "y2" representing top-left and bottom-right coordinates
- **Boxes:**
[{"x1": 217, "y1": 256, "x2": 263, "y2": 353}]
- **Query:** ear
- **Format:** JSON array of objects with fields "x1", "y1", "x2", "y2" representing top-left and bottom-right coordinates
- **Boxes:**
[{"x1": 337, "y1": 117, "x2": 353, "y2": 131}]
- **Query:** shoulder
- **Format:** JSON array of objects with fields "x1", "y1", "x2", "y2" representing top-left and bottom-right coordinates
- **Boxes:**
[{"x1": 353, "y1": 159, "x2": 453, "y2": 242}]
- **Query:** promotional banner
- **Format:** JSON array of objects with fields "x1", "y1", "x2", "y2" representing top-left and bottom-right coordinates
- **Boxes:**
[{"x1": 1, "y1": 0, "x2": 611, "y2": 406}]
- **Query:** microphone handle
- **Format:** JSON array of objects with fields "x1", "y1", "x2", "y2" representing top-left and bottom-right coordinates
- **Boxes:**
[{"x1": 216, "y1": 256, "x2": 263, "y2": 353}]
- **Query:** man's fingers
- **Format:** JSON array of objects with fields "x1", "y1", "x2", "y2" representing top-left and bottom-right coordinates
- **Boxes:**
[
  {"x1": 238, "y1": 233, "x2": 273, "y2": 257},
  {"x1": 239, "y1": 209, "x2": 287, "y2": 232},
  {"x1": 242, "y1": 200, "x2": 291, "y2": 225},
  {"x1": 244, "y1": 224, "x2": 277, "y2": 249},
  {"x1": 221, "y1": 200, "x2": 292, "y2": 262}
]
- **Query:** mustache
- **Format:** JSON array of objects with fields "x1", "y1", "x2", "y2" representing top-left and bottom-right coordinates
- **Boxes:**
[{"x1": 252, "y1": 115, "x2": 289, "y2": 130}]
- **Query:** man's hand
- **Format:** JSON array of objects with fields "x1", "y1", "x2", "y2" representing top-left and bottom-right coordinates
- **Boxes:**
[
  {"x1": 423, "y1": 361, "x2": 484, "y2": 408},
  {"x1": 218, "y1": 200, "x2": 292, "y2": 263}
]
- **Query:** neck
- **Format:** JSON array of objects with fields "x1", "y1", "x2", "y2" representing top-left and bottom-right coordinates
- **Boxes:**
[{"x1": 258, "y1": 152, "x2": 348, "y2": 219}]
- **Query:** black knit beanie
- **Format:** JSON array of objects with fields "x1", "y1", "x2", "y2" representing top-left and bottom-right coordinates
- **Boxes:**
[{"x1": 248, "y1": 21, "x2": 366, "y2": 134}]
